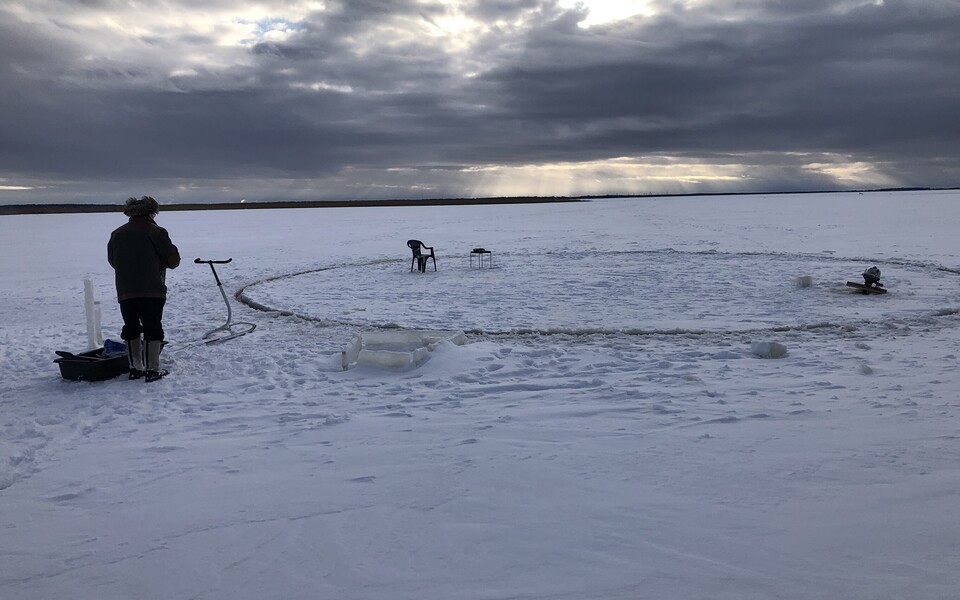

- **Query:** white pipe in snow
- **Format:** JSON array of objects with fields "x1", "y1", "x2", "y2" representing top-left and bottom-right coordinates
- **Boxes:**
[
  {"x1": 94, "y1": 300, "x2": 103, "y2": 347},
  {"x1": 84, "y1": 278, "x2": 102, "y2": 350}
]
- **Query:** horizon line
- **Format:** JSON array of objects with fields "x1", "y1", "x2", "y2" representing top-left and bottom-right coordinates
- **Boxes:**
[{"x1": 1, "y1": 186, "x2": 956, "y2": 216}]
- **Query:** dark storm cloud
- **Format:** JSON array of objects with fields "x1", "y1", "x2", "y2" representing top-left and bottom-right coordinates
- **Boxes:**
[
  {"x1": 477, "y1": 1, "x2": 960, "y2": 161},
  {"x1": 0, "y1": 0, "x2": 958, "y2": 203}
]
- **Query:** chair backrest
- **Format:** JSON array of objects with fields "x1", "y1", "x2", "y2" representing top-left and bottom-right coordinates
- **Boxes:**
[{"x1": 407, "y1": 240, "x2": 423, "y2": 257}]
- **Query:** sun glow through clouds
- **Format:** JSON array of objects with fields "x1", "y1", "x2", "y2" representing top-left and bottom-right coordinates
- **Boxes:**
[
  {"x1": 560, "y1": 0, "x2": 657, "y2": 27},
  {"x1": 803, "y1": 158, "x2": 897, "y2": 187},
  {"x1": 461, "y1": 157, "x2": 751, "y2": 198}
]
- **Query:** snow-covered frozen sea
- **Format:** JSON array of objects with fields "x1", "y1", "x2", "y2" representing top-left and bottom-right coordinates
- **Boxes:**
[{"x1": 2, "y1": 191, "x2": 959, "y2": 599}]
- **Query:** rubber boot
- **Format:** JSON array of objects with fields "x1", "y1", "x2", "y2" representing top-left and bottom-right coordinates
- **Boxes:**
[
  {"x1": 127, "y1": 337, "x2": 145, "y2": 380},
  {"x1": 144, "y1": 340, "x2": 168, "y2": 383}
]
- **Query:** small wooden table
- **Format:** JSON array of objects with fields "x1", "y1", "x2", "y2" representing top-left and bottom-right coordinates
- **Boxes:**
[{"x1": 470, "y1": 248, "x2": 492, "y2": 268}]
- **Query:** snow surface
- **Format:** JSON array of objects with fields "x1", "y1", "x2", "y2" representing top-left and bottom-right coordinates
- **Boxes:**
[{"x1": 2, "y1": 190, "x2": 960, "y2": 599}]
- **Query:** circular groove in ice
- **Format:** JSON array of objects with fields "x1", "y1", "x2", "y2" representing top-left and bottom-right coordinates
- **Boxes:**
[{"x1": 238, "y1": 250, "x2": 960, "y2": 335}]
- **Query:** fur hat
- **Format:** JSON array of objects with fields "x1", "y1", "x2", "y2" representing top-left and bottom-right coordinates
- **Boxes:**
[{"x1": 123, "y1": 196, "x2": 160, "y2": 217}]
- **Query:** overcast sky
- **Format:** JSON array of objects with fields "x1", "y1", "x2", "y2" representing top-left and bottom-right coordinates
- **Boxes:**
[{"x1": 1, "y1": 0, "x2": 958, "y2": 204}]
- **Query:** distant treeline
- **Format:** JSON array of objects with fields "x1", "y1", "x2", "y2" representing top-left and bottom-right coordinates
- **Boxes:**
[
  {"x1": 0, "y1": 196, "x2": 581, "y2": 216},
  {"x1": 579, "y1": 186, "x2": 953, "y2": 200},
  {"x1": 2, "y1": 187, "x2": 956, "y2": 216}
]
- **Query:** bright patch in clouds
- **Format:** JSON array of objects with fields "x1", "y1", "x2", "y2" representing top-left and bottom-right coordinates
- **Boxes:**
[
  {"x1": 236, "y1": 16, "x2": 307, "y2": 46},
  {"x1": 462, "y1": 157, "x2": 748, "y2": 197},
  {"x1": 290, "y1": 81, "x2": 354, "y2": 94},
  {"x1": 560, "y1": 0, "x2": 656, "y2": 27},
  {"x1": 803, "y1": 156, "x2": 898, "y2": 187},
  {"x1": 32, "y1": 2, "x2": 318, "y2": 52}
]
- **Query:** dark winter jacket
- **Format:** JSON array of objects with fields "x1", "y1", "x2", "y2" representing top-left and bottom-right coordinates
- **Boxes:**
[{"x1": 107, "y1": 216, "x2": 181, "y2": 302}]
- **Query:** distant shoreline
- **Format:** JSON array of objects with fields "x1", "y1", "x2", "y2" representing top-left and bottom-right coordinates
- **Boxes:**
[
  {"x1": 0, "y1": 187, "x2": 954, "y2": 216},
  {"x1": 0, "y1": 196, "x2": 581, "y2": 216}
]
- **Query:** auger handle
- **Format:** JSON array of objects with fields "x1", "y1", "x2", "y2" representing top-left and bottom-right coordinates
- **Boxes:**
[
  {"x1": 195, "y1": 258, "x2": 233, "y2": 287},
  {"x1": 194, "y1": 258, "x2": 233, "y2": 264}
]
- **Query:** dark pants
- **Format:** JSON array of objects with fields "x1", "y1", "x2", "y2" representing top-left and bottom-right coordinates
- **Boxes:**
[{"x1": 119, "y1": 298, "x2": 166, "y2": 342}]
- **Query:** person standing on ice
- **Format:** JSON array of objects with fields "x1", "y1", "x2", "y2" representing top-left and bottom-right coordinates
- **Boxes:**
[{"x1": 107, "y1": 196, "x2": 181, "y2": 382}]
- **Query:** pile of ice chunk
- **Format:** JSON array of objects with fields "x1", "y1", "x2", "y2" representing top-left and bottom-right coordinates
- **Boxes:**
[
  {"x1": 342, "y1": 329, "x2": 467, "y2": 371},
  {"x1": 751, "y1": 340, "x2": 789, "y2": 359}
]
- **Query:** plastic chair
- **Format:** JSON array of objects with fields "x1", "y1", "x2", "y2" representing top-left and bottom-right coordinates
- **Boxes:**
[{"x1": 407, "y1": 240, "x2": 436, "y2": 272}]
